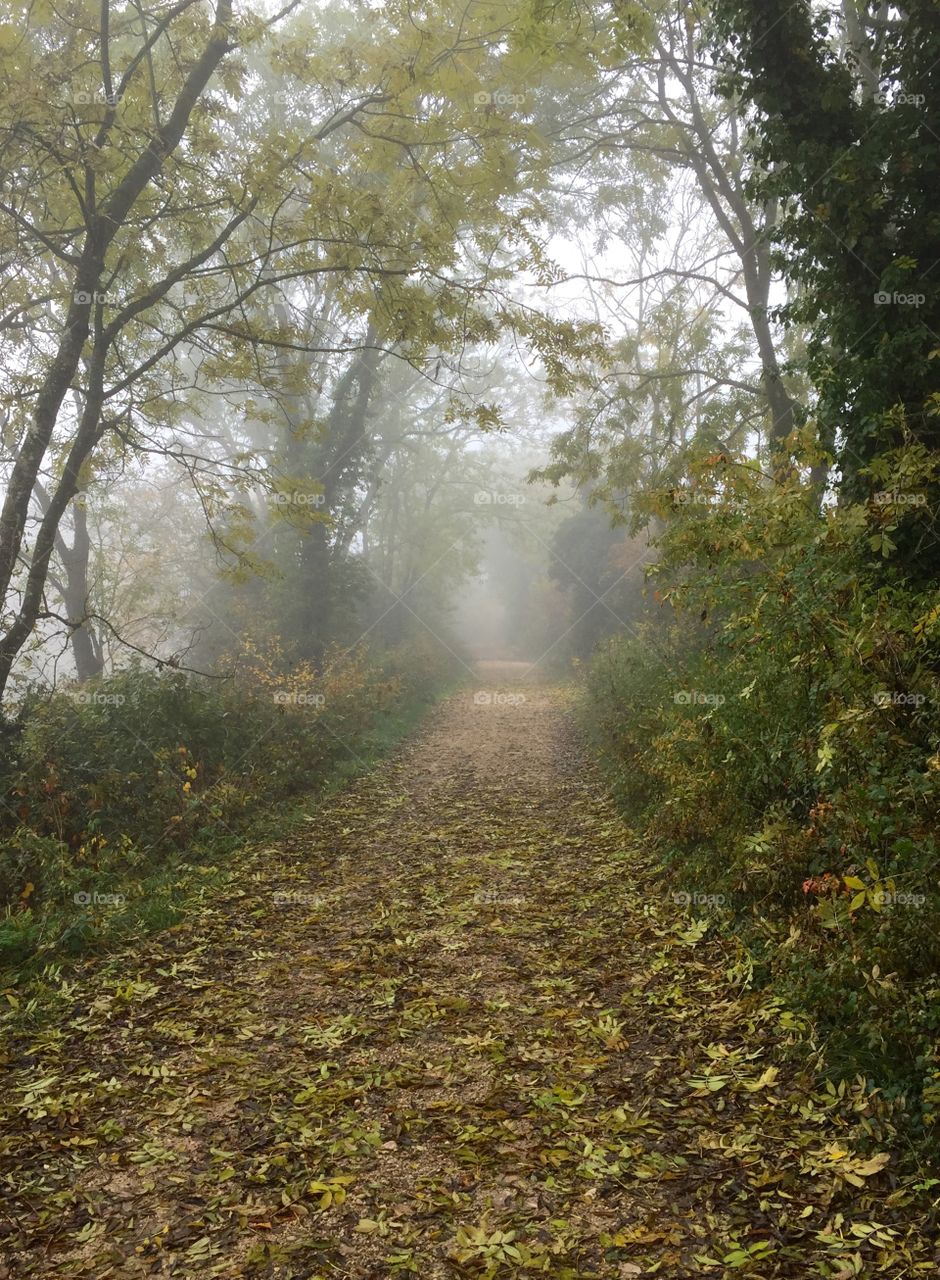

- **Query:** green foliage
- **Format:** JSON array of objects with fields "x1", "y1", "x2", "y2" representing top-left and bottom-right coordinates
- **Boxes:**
[
  {"x1": 582, "y1": 450, "x2": 940, "y2": 1134},
  {"x1": 0, "y1": 636, "x2": 456, "y2": 974},
  {"x1": 710, "y1": 0, "x2": 940, "y2": 558}
]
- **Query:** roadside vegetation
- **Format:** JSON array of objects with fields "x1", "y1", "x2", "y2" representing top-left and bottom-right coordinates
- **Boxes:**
[{"x1": 1, "y1": 638, "x2": 459, "y2": 976}]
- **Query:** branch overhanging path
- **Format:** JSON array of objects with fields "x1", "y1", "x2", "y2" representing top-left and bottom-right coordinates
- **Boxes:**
[{"x1": 0, "y1": 667, "x2": 934, "y2": 1277}]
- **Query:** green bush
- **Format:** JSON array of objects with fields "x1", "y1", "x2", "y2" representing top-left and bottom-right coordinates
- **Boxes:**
[
  {"x1": 0, "y1": 636, "x2": 457, "y2": 974},
  {"x1": 582, "y1": 447, "x2": 940, "y2": 1139}
]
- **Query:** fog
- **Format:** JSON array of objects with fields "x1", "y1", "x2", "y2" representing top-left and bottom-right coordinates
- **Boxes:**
[
  {"x1": 0, "y1": 0, "x2": 748, "y2": 698},
  {"x1": 3, "y1": 0, "x2": 939, "y2": 1266}
]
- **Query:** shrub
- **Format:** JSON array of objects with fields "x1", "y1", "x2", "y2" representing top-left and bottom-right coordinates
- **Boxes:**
[
  {"x1": 0, "y1": 637, "x2": 457, "y2": 973},
  {"x1": 582, "y1": 446, "x2": 940, "y2": 1138}
]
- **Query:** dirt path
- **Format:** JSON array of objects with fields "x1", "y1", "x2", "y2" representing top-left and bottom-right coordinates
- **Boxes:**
[{"x1": 1, "y1": 669, "x2": 935, "y2": 1278}]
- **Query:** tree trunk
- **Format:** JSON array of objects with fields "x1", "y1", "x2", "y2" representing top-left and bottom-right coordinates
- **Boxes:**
[
  {"x1": 63, "y1": 497, "x2": 104, "y2": 682},
  {"x1": 0, "y1": 0, "x2": 234, "y2": 704},
  {"x1": 296, "y1": 330, "x2": 380, "y2": 662}
]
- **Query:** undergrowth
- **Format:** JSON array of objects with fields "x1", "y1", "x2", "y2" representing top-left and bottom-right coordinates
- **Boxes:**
[
  {"x1": 580, "y1": 444, "x2": 940, "y2": 1155},
  {"x1": 0, "y1": 635, "x2": 459, "y2": 980}
]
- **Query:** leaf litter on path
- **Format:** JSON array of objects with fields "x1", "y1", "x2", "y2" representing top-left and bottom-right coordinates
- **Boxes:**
[{"x1": 0, "y1": 668, "x2": 937, "y2": 1278}]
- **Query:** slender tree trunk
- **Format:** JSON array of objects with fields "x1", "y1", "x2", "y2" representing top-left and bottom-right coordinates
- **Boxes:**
[
  {"x1": 63, "y1": 497, "x2": 104, "y2": 681},
  {"x1": 37, "y1": 480, "x2": 104, "y2": 682},
  {"x1": 658, "y1": 40, "x2": 801, "y2": 466},
  {"x1": 296, "y1": 329, "x2": 379, "y2": 662},
  {"x1": 0, "y1": 278, "x2": 100, "y2": 611},
  {"x1": 0, "y1": 359, "x2": 107, "y2": 697}
]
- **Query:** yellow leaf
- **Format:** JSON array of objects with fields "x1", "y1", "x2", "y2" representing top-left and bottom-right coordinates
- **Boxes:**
[
  {"x1": 743, "y1": 1065, "x2": 780, "y2": 1091},
  {"x1": 854, "y1": 1153, "x2": 890, "y2": 1177}
]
